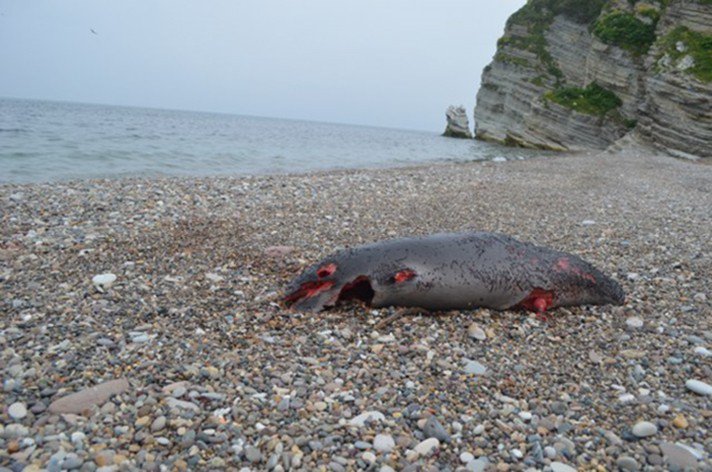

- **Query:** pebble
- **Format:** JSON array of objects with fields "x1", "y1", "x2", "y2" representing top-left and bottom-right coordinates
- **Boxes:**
[
  {"x1": 62, "y1": 453, "x2": 83, "y2": 470},
  {"x1": 349, "y1": 411, "x2": 385, "y2": 427},
  {"x1": 464, "y1": 359, "x2": 487, "y2": 375},
  {"x1": 466, "y1": 458, "x2": 490, "y2": 472},
  {"x1": 544, "y1": 446, "x2": 557, "y2": 459},
  {"x1": 423, "y1": 416, "x2": 451, "y2": 442},
  {"x1": 373, "y1": 434, "x2": 395, "y2": 453},
  {"x1": 685, "y1": 379, "x2": 712, "y2": 396},
  {"x1": 672, "y1": 414, "x2": 688, "y2": 428},
  {"x1": 413, "y1": 437, "x2": 440, "y2": 457},
  {"x1": 550, "y1": 462, "x2": 577, "y2": 472},
  {"x1": 659, "y1": 442, "x2": 699, "y2": 469},
  {"x1": 244, "y1": 445, "x2": 262, "y2": 463},
  {"x1": 468, "y1": 323, "x2": 486, "y2": 340},
  {"x1": 460, "y1": 452, "x2": 474, "y2": 463},
  {"x1": 632, "y1": 421, "x2": 657, "y2": 438},
  {"x1": 362, "y1": 451, "x2": 376, "y2": 463},
  {"x1": 693, "y1": 346, "x2": 711, "y2": 357},
  {"x1": 616, "y1": 456, "x2": 640, "y2": 471},
  {"x1": 92, "y1": 273, "x2": 117, "y2": 291},
  {"x1": 626, "y1": 317, "x2": 644, "y2": 329},
  {"x1": 151, "y1": 415, "x2": 166, "y2": 432},
  {"x1": 49, "y1": 378, "x2": 129, "y2": 414},
  {"x1": 8, "y1": 402, "x2": 27, "y2": 420}
]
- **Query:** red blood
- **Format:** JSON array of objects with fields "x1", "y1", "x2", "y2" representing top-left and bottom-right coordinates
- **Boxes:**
[
  {"x1": 393, "y1": 269, "x2": 416, "y2": 284},
  {"x1": 317, "y1": 263, "x2": 337, "y2": 279},
  {"x1": 283, "y1": 280, "x2": 335, "y2": 305},
  {"x1": 516, "y1": 288, "x2": 555, "y2": 314}
]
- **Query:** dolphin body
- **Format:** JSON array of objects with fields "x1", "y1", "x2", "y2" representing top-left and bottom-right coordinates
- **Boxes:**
[{"x1": 283, "y1": 232, "x2": 625, "y2": 314}]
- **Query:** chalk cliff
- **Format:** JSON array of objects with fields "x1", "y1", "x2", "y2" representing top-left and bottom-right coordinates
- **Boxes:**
[{"x1": 474, "y1": 0, "x2": 712, "y2": 158}]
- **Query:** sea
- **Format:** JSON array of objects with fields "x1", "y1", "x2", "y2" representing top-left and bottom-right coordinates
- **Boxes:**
[{"x1": 0, "y1": 97, "x2": 538, "y2": 183}]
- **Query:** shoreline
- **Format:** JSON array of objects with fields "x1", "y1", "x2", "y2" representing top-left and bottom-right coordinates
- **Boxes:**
[{"x1": 1, "y1": 149, "x2": 710, "y2": 470}]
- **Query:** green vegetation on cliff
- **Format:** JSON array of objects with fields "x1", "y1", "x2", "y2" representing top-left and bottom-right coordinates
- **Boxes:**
[
  {"x1": 593, "y1": 11, "x2": 658, "y2": 56},
  {"x1": 544, "y1": 82, "x2": 622, "y2": 116},
  {"x1": 657, "y1": 27, "x2": 712, "y2": 83}
]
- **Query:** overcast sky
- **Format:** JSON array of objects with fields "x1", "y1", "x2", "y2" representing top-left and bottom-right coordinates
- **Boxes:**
[{"x1": 0, "y1": 0, "x2": 524, "y2": 131}]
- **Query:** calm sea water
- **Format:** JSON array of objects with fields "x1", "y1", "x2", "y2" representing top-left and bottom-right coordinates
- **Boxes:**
[{"x1": 0, "y1": 98, "x2": 536, "y2": 183}]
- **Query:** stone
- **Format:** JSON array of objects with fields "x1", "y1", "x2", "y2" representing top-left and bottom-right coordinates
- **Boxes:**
[
  {"x1": 672, "y1": 414, "x2": 688, "y2": 429},
  {"x1": 62, "y1": 453, "x2": 83, "y2": 470},
  {"x1": 468, "y1": 323, "x2": 486, "y2": 341},
  {"x1": 460, "y1": 452, "x2": 474, "y2": 464},
  {"x1": 659, "y1": 442, "x2": 699, "y2": 469},
  {"x1": 550, "y1": 462, "x2": 576, "y2": 472},
  {"x1": 264, "y1": 246, "x2": 296, "y2": 258},
  {"x1": 422, "y1": 416, "x2": 451, "y2": 443},
  {"x1": 466, "y1": 458, "x2": 490, "y2": 472},
  {"x1": 616, "y1": 456, "x2": 639, "y2": 471},
  {"x1": 626, "y1": 317, "x2": 644, "y2": 329},
  {"x1": 693, "y1": 346, "x2": 711, "y2": 357},
  {"x1": 49, "y1": 378, "x2": 129, "y2": 414},
  {"x1": 244, "y1": 446, "x2": 262, "y2": 463},
  {"x1": 464, "y1": 360, "x2": 487, "y2": 375},
  {"x1": 92, "y1": 273, "x2": 117, "y2": 292},
  {"x1": 685, "y1": 379, "x2": 712, "y2": 396},
  {"x1": 362, "y1": 451, "x2": 376, "y2": 463},
  {"x1": 632, "y1": 421, "x2": 657, "y2": 438},
  {"x1": 373, "y1": 434, "x2": 395, "y2": 452},
  {"x1": 349, "y1": 411, "x2": 385, "y2": 427},
  {"x1": 443, "y1": 106, "x2": 473, "y2": 139},
  {"x1": 413, "y1": 437, "x2": 440, "y2": 457},
  {"x1": 151, "y1": 415, "x2": 166, "y2": 432},
  {"x1": 8, "y1": 402, "x2": 27, "y2": 420}
]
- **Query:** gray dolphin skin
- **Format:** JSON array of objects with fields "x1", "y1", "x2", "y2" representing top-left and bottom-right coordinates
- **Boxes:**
[{"x1": 283, "y1": 232, "x2": 625, "y2": 314}]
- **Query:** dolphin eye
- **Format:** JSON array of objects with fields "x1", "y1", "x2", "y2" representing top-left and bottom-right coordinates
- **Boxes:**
[{"x1": 317, "y1": 263, "x2": 337, "y2": 278}]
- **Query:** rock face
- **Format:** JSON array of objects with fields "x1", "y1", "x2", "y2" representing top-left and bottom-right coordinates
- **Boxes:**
[
  {"x1": 443, "y1": 105, "x2": 473, "y2": 139},
  {"x1": 474, "y1": 0, "x2": 711, "y2": 158}
]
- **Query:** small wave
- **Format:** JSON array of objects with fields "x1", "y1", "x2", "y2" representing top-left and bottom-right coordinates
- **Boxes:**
[{"x1": 0, "y1": 128, "x2": 28, "y2": 133}]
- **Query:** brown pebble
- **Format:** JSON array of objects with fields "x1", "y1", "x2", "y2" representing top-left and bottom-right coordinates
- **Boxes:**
[
  {"x1": 7, "y1": 440, "x2": 20, "y2": 454},
  {"x1": 672, "y1": 414, "x2": 688, "y2": 428}
]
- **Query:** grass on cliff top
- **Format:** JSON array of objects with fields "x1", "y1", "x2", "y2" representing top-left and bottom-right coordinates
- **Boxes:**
[
  {"x1": 509, "y1": 0, "x2": 607, "y2": 26},
  {"x1": 593, "y1": 11, "x2": 658, "y2": 56},
  {"x1": 657, "y1": 26, "x2": 712, "y2": 83},
  {"x1": 544, "y1": 82, "x2": 623, "y2": 116}
]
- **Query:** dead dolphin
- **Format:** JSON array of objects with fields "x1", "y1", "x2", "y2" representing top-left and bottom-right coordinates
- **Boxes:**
[{"x1": 283, "y1": 232, "x2": 624, "y2": 315}]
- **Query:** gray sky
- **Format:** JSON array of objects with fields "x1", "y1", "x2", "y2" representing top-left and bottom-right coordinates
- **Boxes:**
[{"x1": 0, "y1": 0, "x2": 524, "y2": 131}]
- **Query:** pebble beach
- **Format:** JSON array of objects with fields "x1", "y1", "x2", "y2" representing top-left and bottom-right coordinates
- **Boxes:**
[{"x1": 1, "y1": 148, "x2": 711, "y2": 471}]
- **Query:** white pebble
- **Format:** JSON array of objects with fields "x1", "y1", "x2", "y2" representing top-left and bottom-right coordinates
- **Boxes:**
[
  {"x1": 618, "y1": 393, "x2": 636, "y2": 403},
  {"x1": 626, "y1": 317, "x2": 644, "y2": 329},
  {"x1": 414, "y1": 437, "x2": 440, "y2": 457},
  {"x1": 511, "y1": 448, "x2": 523, "y2": 459},
  {"x1": 685, "y1": 379, "x2": 712, "y2": 396},
  {"x1": 693, "y1": 346, "x2": 711, "y2": 357},
  {"x1": 632, "y1": 421, "x2": 658, "y2": 437},
  {"x1": 468, "y1": 323, "x2": 486, "y2": 341},
  {"x1": 551, "y1": 462, "x2": 577, "y2": 472},
  {"x1": 362, "y1": 451, "x2": 376, "y2": 464},
  {"x1": 460, "y1": 452, "x2": 474, "y2": 464},
  {"x1": 92, "y1": 273, "x2": 117, "y2": 292},
  {"x1": 518, "y1": 411, "x2": 532, "y2": 421},
  {"x1": 8, "y1": 402, "x2": 27, "y2": 420},
  {"x1": 492, "y1": 156, "x2": 507, "y2": 163},
  {"x1": 349, "y1": 411, "x2": 385, "y2": 427},
  {"x1": 373, "y1": 434, "x2": 395, "y2": 453}
]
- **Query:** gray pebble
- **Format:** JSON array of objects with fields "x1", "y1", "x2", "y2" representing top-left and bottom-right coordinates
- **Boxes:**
[
  {"x1": 616, "y1": 455, "x2": 640, "y2": 471},
  {"x1": 423, "y1": 416, "x2": 451, "y2": 443}
]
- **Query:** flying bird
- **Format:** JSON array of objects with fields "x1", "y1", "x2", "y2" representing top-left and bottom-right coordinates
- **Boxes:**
[{"x1": 90, "y1": 28, "x2": 98, "y2": 35}]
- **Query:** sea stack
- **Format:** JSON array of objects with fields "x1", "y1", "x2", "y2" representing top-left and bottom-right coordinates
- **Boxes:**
[{"x1": 443, "y1": 105, "x2": 473, "y2": 139}]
